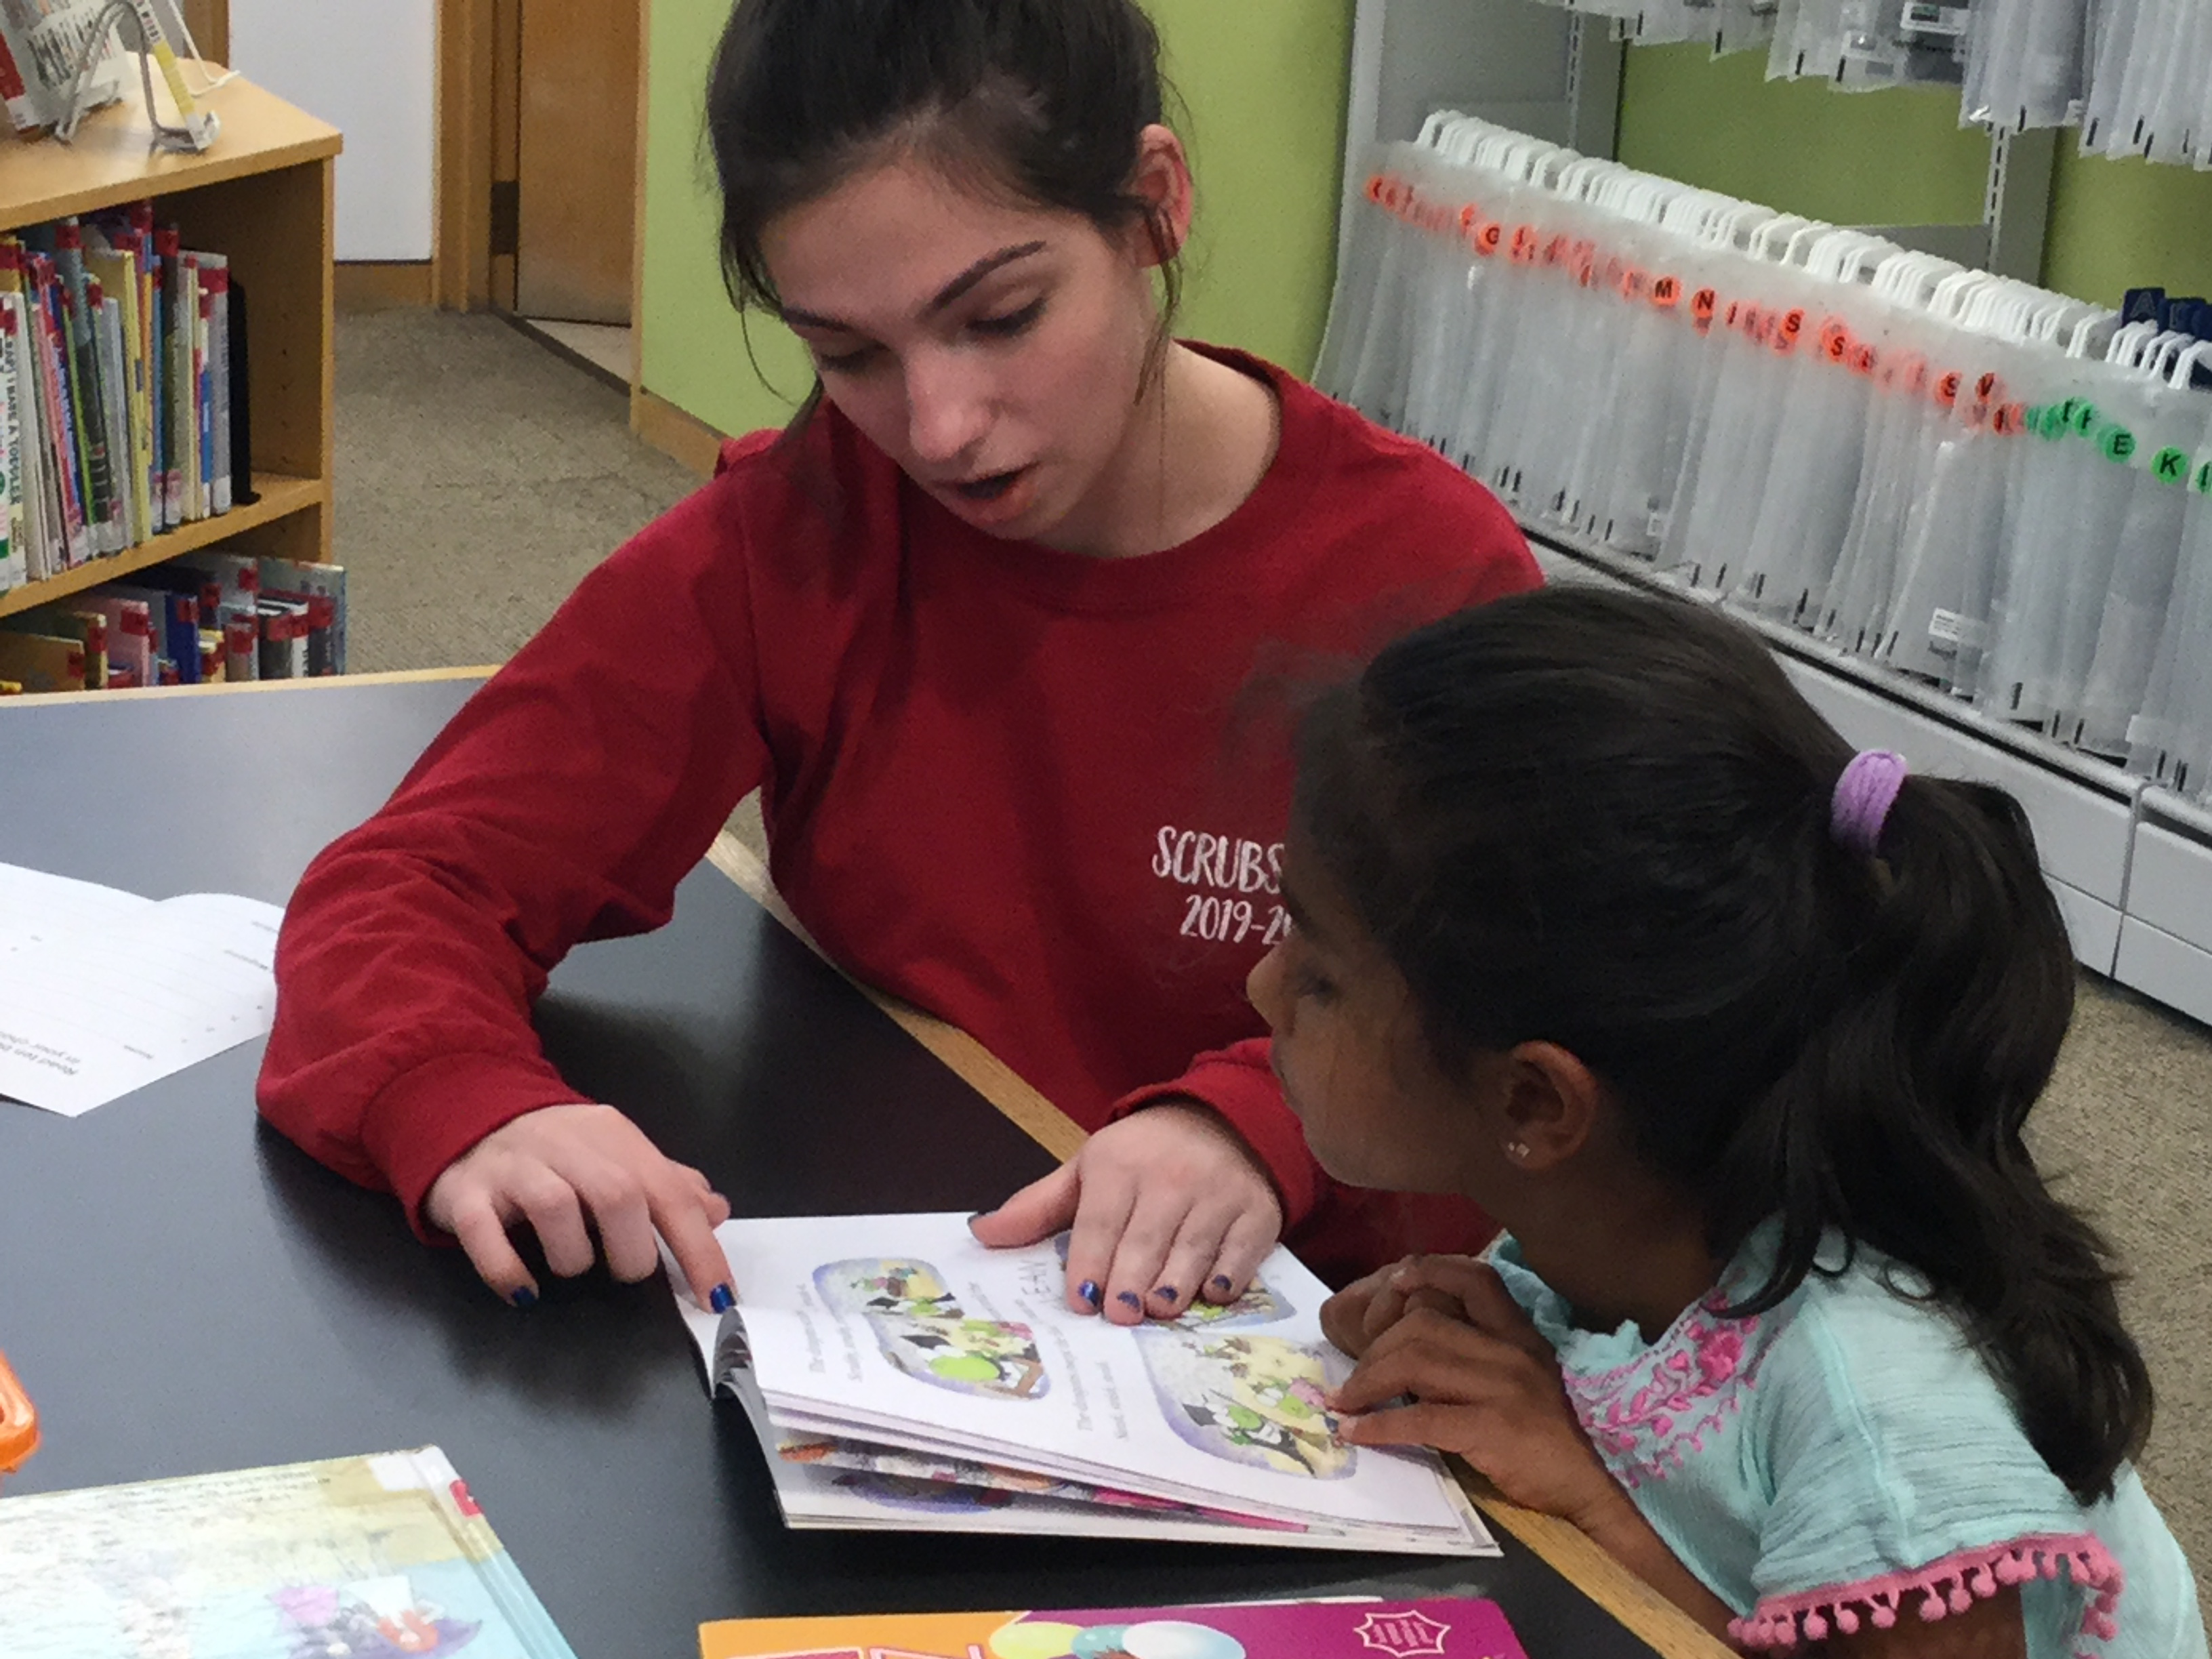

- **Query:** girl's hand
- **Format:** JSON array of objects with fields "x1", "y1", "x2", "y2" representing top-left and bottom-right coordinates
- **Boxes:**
[
  {"x1": 424, "y1": 1102, "x2": 736, "y2": 1312},
  {"x1": 967, "y1": 1102, "x2": 1282, "y2": 1324},
  {"x1": 1322, "y1": 1252, "x2": 1490, "y2": 1358},
  {"x1": 1328, "y1": 1261, "x2": 1622, "y2": 1529}
]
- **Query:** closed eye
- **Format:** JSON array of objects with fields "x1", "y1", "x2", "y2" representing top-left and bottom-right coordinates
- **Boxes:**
[
  {"x1": 970, "y1": 296, "x2": 1045, "y2": 339},
  {"x1": 813, "y1": 341, "x2": 880, "y2": 375}
]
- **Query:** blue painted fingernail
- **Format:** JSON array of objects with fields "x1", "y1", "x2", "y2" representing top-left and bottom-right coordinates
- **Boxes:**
[
  {"x1": 1078, "y1": 1280, "x2": 1101, "y2": 1309},
  {"x1": 509, "y1": 1287, "x2": 537, "y2": 1309},
  {"x1": 1153, "y1": 1285, "x2": 1179, "y2": 1303},
  {"x1": 1116, "y1": 1290, "x2": 1143, "y2": 1310},
  {"x1": 1212, "y1": 1274, "x2": 1234, "y2": 1292},
  {"x1": 710, "y1": 1284, "x2": 735, "y2": 1313}
]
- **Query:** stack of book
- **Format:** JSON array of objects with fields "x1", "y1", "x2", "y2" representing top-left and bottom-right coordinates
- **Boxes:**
[
  {"x1": 0, "y1": 201, "x2": 251, "y2": 596},
  {"x1": 0, "y1": 550, "x2": 346, "y2": 692}
]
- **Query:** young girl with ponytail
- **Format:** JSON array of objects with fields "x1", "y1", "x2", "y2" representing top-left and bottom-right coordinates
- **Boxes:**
[{"x1": 1251, "y1": 586, "x2": 2202, "y2": 1658}]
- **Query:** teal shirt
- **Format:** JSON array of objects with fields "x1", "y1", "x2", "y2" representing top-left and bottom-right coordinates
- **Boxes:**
[{"x1": 1490, "y1": 1228, "x2": 2205, "y2": 1658}]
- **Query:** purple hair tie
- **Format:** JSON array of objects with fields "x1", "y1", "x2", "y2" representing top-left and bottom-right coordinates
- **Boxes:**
[{"x1": 1830, "y1": 750, "x2": 1908, "y2": 856}]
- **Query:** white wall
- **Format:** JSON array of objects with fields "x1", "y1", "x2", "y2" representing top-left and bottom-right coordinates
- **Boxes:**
[{"x1": 229, "y1": 0, "x2": 436, "y2": 262}]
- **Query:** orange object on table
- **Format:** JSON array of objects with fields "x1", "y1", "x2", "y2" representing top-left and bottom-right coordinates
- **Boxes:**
[{"x1": 0, "y1": 1350, "x2": 38, "y2": 1481}]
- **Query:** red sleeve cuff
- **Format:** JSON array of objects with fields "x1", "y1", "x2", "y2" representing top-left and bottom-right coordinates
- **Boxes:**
[
  {"x1": 357, "y1": 1051, "x2": 593, "y2": 1243},
  {"x1": 1107, "y1": 1037, "x2": 1325, "y2": 1231}
]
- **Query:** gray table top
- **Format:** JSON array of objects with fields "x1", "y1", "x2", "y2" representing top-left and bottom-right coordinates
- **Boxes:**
[{"x1": 0, "y1": 676, "x2": 1668, "y2": 1659}]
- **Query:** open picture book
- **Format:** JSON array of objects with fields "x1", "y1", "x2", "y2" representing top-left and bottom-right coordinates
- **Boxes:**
[{"x1": 672, "y1": 1212, "x2": 1498, "y2": 1555}]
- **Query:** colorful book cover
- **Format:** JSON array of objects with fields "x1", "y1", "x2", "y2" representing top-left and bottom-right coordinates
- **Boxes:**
[
  {"x1": 0, "y1": 626, "x2": 83, "y2": 692},
  {"x1": 258, "y1": 555, "x2": 345, "y2": 674},
  {"x1": 155, "y1": 224, "x2": 180, "y2": 525},
  {"x1": 0, "y1": 289, "x2": 18, "y2": 592},
  {"x1": 24, "y1": 253, "x2": 88, "y2": 565},
  {"x1": 698, "y1": 1596, "x2": 1528, "y2": 1659},
  {"x1": 84, "y1": 244, "x2": 149, "y2": 542},
  {"x1": 50, "y1": 221, "x2": 119, "y2": 554},
  {"x1": 0, "y1": 1445, "x2": 579, "y2": 1657},
  {"x1": 78, "y1": 590, "x2": 153, "y2": 686},
  {"x1": 0, "y1": 605, "x2": 104, "y2": 688}
]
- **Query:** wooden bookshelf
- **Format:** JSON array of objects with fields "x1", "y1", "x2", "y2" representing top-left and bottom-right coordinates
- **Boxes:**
[{"x1": 0, "y1": 66, "x2": 338, "y2": 636}]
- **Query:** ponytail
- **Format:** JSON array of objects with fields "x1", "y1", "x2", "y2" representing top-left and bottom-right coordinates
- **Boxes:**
[
  {"x1": 1298, "y1": 587, "x2": 2153, "y2": 1504},
  {"x1": 1712, "y1": 775, "x2": 2151, "y2": 1502}
]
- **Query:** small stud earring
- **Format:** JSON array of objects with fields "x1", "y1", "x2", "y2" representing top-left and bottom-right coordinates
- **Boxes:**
[{"x1": 1506, "y1": 1139, "x2": 1531, "y2": 1162}]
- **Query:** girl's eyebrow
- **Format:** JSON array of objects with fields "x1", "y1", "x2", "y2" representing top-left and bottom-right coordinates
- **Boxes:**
[{"x1": 779, "y1": 241, "x2": 1049, "y2": 332}]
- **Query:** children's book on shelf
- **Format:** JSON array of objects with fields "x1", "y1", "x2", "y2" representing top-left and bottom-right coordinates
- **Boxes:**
[
  {"x1": 673, "y1": 1212, "x2": 1498, "y2": 1557},
  {"x1": 0, "y1": 552, "x2": 348, "y2": 688},
  {"x1": 0, "y1": 201, "x2": 251, "y2": 604},
  {"x1": 699, "y1": 1594, "x2": 1529, "y2": 1659},
  {"x1": 0, "y1": 1444, "x2": 578, "y2": 1657}
]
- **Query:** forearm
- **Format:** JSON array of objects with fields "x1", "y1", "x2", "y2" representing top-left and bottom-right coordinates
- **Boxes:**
[{"x1": 1574, "y1": 1488, "x2": 1741, "y2": 1643}]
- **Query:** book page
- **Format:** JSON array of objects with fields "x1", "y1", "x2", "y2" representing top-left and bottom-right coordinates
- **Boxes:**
[
  {"x1": 0, "y1": 863, "x2": 283, "y2": 1116},
  {"x1": 678, "y1": 1213, "x2": 1482, "y2": 1544}
]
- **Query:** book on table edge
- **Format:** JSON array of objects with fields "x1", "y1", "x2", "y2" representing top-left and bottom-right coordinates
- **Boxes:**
[
  {"x1": 0, "y1": 1445, "x2": 579, "y2": 1657},
  {"x1": 698, "y1": 1594, "x2": 1530, "y2": 1659}
]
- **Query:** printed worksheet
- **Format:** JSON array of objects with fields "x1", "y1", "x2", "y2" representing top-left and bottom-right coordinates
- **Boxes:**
[
  {"x1": 0, "y1": 860, "x2": 283, "y2": 1116},
  {"x1": 674, "y1": 1212, "x2": 1494, "y2": 1554},
  {"x1": 0, "y1": 863, "x2": 155, "y2": 956}
]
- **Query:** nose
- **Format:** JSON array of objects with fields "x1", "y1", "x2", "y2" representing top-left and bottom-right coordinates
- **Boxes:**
[
  {"x1": 904, "y1": 348, "x2": 991, "y2": 467},
  {"x1": 1246, "y1": 943, "x2": 1291, "y2": 1035}
]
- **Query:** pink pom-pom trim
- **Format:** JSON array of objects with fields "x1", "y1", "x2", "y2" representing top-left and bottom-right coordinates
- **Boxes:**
[{"x1": 1727, "y1": 1534, "x2": 2126, "y2": 1653}]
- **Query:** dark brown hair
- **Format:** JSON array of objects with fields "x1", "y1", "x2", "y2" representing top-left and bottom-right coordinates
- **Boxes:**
[
  {"x1": 1298, "y1": 585, "x2": 2150, "y2": 1503},
  {"x1": 704, "y1": 0, "x2": 1185, "y2": 416}
]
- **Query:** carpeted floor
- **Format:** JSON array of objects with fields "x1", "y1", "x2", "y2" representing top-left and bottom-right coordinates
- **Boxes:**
[{"x1": 335, "y1": 310, "x2": 2212, "y2": 1602}]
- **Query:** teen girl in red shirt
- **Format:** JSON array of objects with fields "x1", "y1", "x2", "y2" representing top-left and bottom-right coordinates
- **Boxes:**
[{"x1": 259, "y1": 0, "x2": 1538, "y2": 1319}]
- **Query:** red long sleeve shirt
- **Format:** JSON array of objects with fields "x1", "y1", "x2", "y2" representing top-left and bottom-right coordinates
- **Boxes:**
[{"x1": 257, "y1": 346, "x2": 1539, "y2": 1284}]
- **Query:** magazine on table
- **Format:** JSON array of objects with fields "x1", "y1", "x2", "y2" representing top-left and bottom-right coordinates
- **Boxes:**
[{"x1": 671, "y1": 1211, "x2": 1498, "y2": 1556}]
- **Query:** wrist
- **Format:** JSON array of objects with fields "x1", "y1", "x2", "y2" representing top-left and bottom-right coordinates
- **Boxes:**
[{"x1": 1563, "y1": 1470, "x2": 1641, "y2": 1544}]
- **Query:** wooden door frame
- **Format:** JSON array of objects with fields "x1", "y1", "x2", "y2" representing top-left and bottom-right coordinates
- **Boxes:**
[
  {"x1": 436, "y1": 0, "x2": 496, "y2": 312},
  {"x1": 176, "y1": 0, "x2": 229, "y2": 63},
  {"x1": 435, "y1": 0, "x2": 647, "y2": 388}
]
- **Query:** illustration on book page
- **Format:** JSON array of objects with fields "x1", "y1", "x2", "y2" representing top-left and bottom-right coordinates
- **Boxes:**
[
  {"x1": 1136, "y1": 1331, "x2": 1353, "y2": 1479},
  {"x1": 272, "y1": 1576, "x2": 481, "y2": 1657},
  {"x1": 813, "y1": 1258, "x2": 1049, "y2": 1400},
  {"x1": 813, "y1": 1257, "x2": 962, "y2": 1321}
]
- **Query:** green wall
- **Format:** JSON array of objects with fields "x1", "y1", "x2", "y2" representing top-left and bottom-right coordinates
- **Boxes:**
[
  {"x1": 1615, "y1": 42, "x2": 2212, "y2": 308},
  {"x1": 1617, "y1": 43, "x2": 1990, "y2": 228},
  {"x1": 638, "y1": 0, "x2": 1356, "y2": 441},
  {"x1": 2043, "y1": 137, "x2": 2212, "y2": 308}
]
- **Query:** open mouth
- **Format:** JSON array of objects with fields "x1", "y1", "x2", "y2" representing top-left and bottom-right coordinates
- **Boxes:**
[{"x1": 951, "y1": 468, "x2": 1024, "y2": 502}]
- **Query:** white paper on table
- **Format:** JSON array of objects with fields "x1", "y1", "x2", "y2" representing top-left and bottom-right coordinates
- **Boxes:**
[
  {"x1": 0, "y1": 862, "x2": 154, "y2": 955},
  {"x1": 672, "y1": 1212, "x2": 1492, "y2": 1552},
  {"x1": 0, "y1": 861, "x2": 285, "y2": 1116}
]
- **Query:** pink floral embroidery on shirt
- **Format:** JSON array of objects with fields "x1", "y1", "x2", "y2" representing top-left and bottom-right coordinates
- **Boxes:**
[{"x1": 1563, "y1": 1306, "x2": 1763, "y2": 1487}]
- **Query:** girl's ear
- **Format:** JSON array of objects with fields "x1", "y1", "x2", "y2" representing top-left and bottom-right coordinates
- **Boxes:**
[
  {"x1": 1497, "y1": 1042, "x2": 1607, "y2": 1172},
  {"x1": 1124, "y1": 123, "x2": 1193, "y2": 267}
]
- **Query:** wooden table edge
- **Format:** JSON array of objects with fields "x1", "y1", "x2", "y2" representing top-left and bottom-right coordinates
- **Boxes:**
[
  {"x1": 0, "y1": 666, "x2": 499, "y2": 708},
  {"x1": 698, "y1": 827, "x2": 1734, "y2": 1659}
]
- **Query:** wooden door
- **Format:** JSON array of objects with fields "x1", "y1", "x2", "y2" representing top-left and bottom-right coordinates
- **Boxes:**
[{"x1": 514, "y1": 0, "x2": 639, "y2": 323}]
